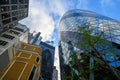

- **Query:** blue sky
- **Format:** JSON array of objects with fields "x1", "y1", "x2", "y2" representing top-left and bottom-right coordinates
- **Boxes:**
[{"x1": 20, "y1": 0, "x2": 120, "y2": 79}]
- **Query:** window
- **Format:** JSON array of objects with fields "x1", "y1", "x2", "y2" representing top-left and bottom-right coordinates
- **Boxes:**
[
  {"x1": 19, "y1": 5, "x2": 24, "y2": 9},
  {"x1": 28, "y1": 66, "x2": 36, "y2": 80},
  {"x1": 24, "y1": 5, "x2": 28, "y2": 8},
  {"x1": 25, "y1": 0, "x2": 28, "y2": 3},
  {"x1": 11, "y1": 0, "x2": 17, "y2": 4},
  {"x1": 3, "y1": 26, "x2": 9, "y2": 31},
  {"x1": 19, "y1": 0, "x2": 24, "y2": 4},
  {"x1": 2, "y1": 18, "x2": 11, "y2": 25},
  {"x1": 2, "y1": 34, "x2": 15, "y2": 40},
  {"x1": 12, "y1": 17, "x2": 18, "y2": 21},
  {"x1": 0, "y1": 0, "x2": 9, "y2": 5},
  {"x1": 1, "y1": 6, "x2": 10, "y2": 12},
  {"x1": 9, "y1": 30, "x2": 20, "y2": 35},
  {"x1": 0, "y1": 40, "x2": 8, "y2": 46},
  {"x1": 12, "y1": 6, "x2": 17, "y2": 10},
  {"x1": 36, "y1": 57, "x2": 39, "y2": 63},
  {"x1": 1, "y1": 13, "x2": 10, "y2": 19},
  {"x1": 12, "y1": 11, "x2": 18, "y2": 16}
]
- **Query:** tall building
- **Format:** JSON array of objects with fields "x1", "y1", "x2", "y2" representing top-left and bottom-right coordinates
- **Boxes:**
[
  {"x1": 59, "y1": 9, "x2": 120, "y2": 79},
  {"x1": 40, "y1": 41, "x2": 55, "y2": 80},
  {"x1": 29, "y1": 32, "x2": 55, "y2": 80},
  {"x1": 0, "y1": 0, "x2": 29, "y2": 33}
]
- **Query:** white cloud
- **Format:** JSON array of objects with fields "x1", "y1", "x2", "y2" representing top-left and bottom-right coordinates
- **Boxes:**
[{"x1": 20, "y1": 0, "x2": 67, "y2": 42}]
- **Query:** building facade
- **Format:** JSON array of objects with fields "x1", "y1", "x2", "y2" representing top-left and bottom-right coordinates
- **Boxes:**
[
  {"x1": 40, "y1": 41, "x2": 55, "y2": 80},
  {"x1": 0, "y1": 0, "x2": 29, "y2": 33},
  {"x1": 0, "y1": 23, "x2": 29, "y2": 72},
  {"x1": 59, "y1": 9, "x2": 120, "y2": 79},
  {"x1": 0, "y1": 43, "x2": 42, "y2": 80}
]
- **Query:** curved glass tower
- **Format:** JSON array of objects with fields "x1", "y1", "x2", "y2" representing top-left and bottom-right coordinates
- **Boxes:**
[
  {"x1": 59, "y1": 9, "x2": 120, "y2": 45},
  {"x1": 59, "y1": 9, "x2": 120, "y2": 80}
]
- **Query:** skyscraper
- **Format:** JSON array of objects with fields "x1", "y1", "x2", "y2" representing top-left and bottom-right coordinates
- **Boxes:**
[
  {"x1": 0, "y1": 0, "x2": 29, "y2": 33},
  {"x1": 59, "y1": 9, "x2": 120, "y2": 80}
]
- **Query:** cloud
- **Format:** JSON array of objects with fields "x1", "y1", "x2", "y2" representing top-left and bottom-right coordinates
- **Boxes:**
[{"x1": 20, "y1": 0, "x2": 64, "y2": 42}]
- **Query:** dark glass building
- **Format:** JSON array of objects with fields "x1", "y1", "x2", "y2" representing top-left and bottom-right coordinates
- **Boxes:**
[
  {"x1": 59, "y1": 9, "x2": 120, "y2": 80},
  {"x1": 0, "y1": 0, "x2": 29, "y2": 33}
]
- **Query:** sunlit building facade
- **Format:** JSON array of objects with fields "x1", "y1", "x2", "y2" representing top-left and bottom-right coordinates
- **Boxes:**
[
  {"x1": 59, "y1": 9, "x2": 120, "y2": 79},
  {"x1": 0, "y1": 43, "x2": 42, "y2": 80},
  {"x1": 0, "y1": 0, "x2": 29, "y2": 33}
]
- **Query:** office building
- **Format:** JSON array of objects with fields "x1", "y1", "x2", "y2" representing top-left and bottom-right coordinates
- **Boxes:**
[
  {"x1": 40, "y1": 41, "x2": 55, "y2": 80},
  {"x1": 59, "y1": 9, "x2": 120, "y2": 79},
  {"x1": 0, "y1": 0, "x2": 29, "y2": 33},
  {"x1": 30, "y1": 32, "x2": 55, "y2": 80},
  {"x1": 0, "y1": 43, "x2": 42, "y2": 80}
]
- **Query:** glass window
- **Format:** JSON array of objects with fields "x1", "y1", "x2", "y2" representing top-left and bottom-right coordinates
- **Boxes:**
[
  {"x1": 1, "y1": 13, "x2": 10, "y2": 19},
  {"x1": 11, "y1": 0, "x2": 17, "y2": 4},
  {"x1": 2, "y1": 18, "x2": 11, "y2": 25},
  {"x1": 12, "y1": 6, "x2": 17, "y2": 10},
  {"x1": 25, "y1": 0, "x2": 28, "y2": 3},
  {"x1": 2, "y1": 34, "x2": 15, "y2": 40},
  {"x1": 19, "y1": 5, "x2": 24, "y2": 9},
  {"x1": 19, "y1": 0, "x2": 24, "y2": 4},
  {"x1": 25, "y1": 5, "x2": 28, "y2": 8},
  {"x1": 0, "y1": 40, "x2": 8, "y2": 46},
  {"x1": 12, "y1": 16, "x2": 18, "y2": 21},
  {"x1": 1, "y1": 6, "x2": 10, "y2": 12},
  {"x1": 12, "y1": 11, "x2": 18, "y2": 16},
  {"x1": 28, "y1": 66, "x2": 36, "y2": 80},
  {"x1": 36, "y1": 57, "x2": 39, "y2": 63},
  {"x1": 0, "y1": 0, "x2": 9, "y2": 5}
]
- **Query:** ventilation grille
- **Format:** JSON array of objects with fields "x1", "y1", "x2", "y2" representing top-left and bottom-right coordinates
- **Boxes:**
[
  {"x1": 9, "y1": 30, "x2": 20, "y2": 35},
  {"x1": 0, "y1": 40, "x2": 8, "y2": 46},
  {"x1": 1, "y1": 34, "x2": 15, "y2": 40},
  {"x1": 14, "y1": 27, "x2": 24, "y2": 32}
]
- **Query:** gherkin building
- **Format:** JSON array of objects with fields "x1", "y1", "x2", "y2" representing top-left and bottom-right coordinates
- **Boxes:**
[{"x1": 59, "y1": 9, "x2": 120, "y2": 80}]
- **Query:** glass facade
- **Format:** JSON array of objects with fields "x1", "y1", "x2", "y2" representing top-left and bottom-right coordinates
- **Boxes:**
[
  {"x1": 59, "y1": 9, "x2": 120, "y2": 79},
  {"x1": 59, "y1": 9, "x2": 120, "y2": 44}
]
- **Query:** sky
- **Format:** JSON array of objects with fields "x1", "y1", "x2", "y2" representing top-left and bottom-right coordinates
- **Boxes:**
[{"x1": 20, "y1": 0, "x2": 120, "y2": 79}]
